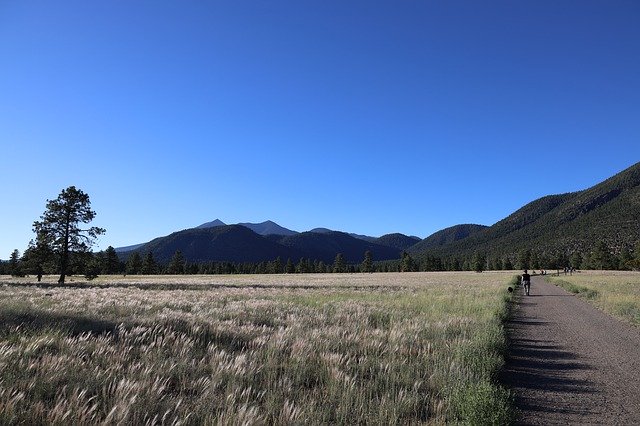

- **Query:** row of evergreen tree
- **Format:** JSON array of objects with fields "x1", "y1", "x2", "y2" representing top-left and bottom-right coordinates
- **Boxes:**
[
  {"x1": 7, "y1": 186, "x2": 639, "y2": 280},
  {"x1": 4, "y1": 240, "x2": 640, "y2": 278},
  {"x1": 465, "y1": 241, "x2": 640, "y2": 272}
]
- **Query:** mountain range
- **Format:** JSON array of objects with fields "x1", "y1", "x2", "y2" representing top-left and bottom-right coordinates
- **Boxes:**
[
  {"x1": 197, "y1": 219, "x2": 297, "y2": 236},
  {"x1": 119, "y1": 220, "x2": 423, "y2": 264},
  {"x1": 118, "y1": 161, "x2": 640, "y2": 265}
]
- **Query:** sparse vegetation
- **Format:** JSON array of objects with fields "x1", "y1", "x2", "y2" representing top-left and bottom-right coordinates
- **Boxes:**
[
  {"x1": 548, "y1": 271, "x2": 640, "y2": 326},
  {"x1": 0, "y1": 272, "x2": 515, "y2": 424}
]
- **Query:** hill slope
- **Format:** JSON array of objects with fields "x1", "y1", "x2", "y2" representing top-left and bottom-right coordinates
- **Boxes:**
[
  {"x1": 196, "y1": 219, "x2": 297, "y2": 236},
  {"x1": 408, "y1": 224, "x2": 487, "y2": 253},
  {"x1": 277, "y1": 231, "x2": 401, "y2": 263},
  {"x1": 377, "y1": 233, "x2": 422, "y2": 251},
  {"x1": 309, "y1": 228, "x2": 378, "y2": 242},
  {"x1": 414, "y1": 161, "x2": 640, "y2": 259},
  {"x1": 196, "y1": 219, "x2": 226, "y2": 229},
  {"x1": 237, "y1": 220, "x2": 298, "y2": 236},
  {"x1": 132, "y1": 225, "x2": 297, "y2": 263},
  {"x1": 126, "y1": 226, "x2": 403, "y2": 264}
]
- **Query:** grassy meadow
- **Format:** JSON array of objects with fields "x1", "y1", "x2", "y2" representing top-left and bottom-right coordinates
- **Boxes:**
[
  {"x1": 547, "y1": 271, "x2": 640, "y2": 327},
  {"x1": 0, "y1": 272, "x2": 516, "y2": 425}
]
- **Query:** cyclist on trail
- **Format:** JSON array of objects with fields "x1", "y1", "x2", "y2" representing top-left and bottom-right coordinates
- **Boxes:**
[{"x1": 522, "y1": 270, "x2": 531, "y2": 296}]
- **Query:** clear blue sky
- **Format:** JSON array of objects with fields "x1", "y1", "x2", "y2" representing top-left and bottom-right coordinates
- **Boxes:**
[{"x1": 2, "y1": 1, "x2": 639, "y2": 257}]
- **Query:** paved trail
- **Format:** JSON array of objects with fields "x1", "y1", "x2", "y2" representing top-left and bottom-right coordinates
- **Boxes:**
[{"x1": 501, "y1": 276, "x2": 640, "y2": 425}]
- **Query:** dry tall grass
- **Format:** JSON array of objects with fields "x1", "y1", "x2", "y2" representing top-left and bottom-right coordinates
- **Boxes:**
[
  {"x1": 0, "y1": 272, "x2": 515, "y2": 424},
  {"x1": 548, "y1": 271, "x2": 640, "y2": 326}
]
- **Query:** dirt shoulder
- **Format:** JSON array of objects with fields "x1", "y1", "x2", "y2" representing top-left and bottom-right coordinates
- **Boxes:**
[{"x1": 501, "y1": 276, "x2": 640, "y2": 425}]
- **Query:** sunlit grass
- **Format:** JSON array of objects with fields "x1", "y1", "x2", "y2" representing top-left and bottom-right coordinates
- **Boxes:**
[
  {"x1": 548, "y1": 271, "x2": 640, "y2": 326},
  {"x1": 0, "y1": 272, "x2": 516, "y2": 424}
]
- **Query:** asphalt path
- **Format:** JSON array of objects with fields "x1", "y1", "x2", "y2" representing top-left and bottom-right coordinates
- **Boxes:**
[{"x1": 501, "y1": 276, "x2": 640, "y2": 425}]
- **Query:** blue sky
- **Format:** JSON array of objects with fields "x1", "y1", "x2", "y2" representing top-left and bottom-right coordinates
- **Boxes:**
[{"x1": 1, "y1": 1, "x2": 639, "y2": 257}]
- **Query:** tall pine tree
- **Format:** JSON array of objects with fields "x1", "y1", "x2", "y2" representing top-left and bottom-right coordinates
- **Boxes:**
[
  {"x1": 32, "y1": 186, "x2": 105, "y2": 283},
  {"x1": 142, "y1": 251, "x2": 158, "y2": 274},
  {"x1": 126, "y1": 252, "x2": 143, "y2": 275},
  {"x1": 167, "y1": 250, "x2": 186, "y2": 274},
  {"x1": 361, "y1": 250, "x2": 373, "y2": 273},
  {"x1": 9, "y1": 249, "x2": 23, "y2": 277},
  {"x1": 103, "y1": 246, "x2": 120, "y2": 274},
  {"x1": 333, "y1": 253, "x2": 345, "y2": 273}
]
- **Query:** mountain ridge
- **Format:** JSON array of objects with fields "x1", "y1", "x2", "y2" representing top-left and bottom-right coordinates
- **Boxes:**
[
  {"x1": 411, "y1": 161, "x2": 640, "y2": 261},
  {"x1": 131, "y1": 225, "x2": 297, "y2": 263},
  {"x1": 115, "y1": 161, "x2": 640, "y2": 266}
]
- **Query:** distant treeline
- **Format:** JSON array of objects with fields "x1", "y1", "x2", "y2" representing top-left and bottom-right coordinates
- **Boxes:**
[{"x1": 4, "y1": 240, "x2": 640, "y2": 278}]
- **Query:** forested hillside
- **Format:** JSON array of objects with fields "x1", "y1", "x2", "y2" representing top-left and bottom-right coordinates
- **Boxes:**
[
  {"x1": 111, "y1": 162, "x2": 640, "y2": 272},
  {"x1": 124, "y1": 226, "x2": 403, "y2": 266},
  {"x1": 412, "y1": 161, "x2": 640, "y2": 268},
  {"x1": 275, "y1": 231, "x2": 401, "y2": 263},
  {"x1": 408, "y1": 224, "x2": 487, "y2": 252},
  {"x1": 133, "y1": 225, "x2": 297, "y2": 263},
  {"x1": 376, "y1": 233, "x2": 421, "y2": 251}
]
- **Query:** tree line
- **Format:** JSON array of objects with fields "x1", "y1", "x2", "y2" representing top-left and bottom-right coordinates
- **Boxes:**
[
  {"x1": 465, "y1": 241, "x2": 640, "y2": 272},
  {"x1": 3, "y1": 186, "x2": 640, "y2": 279},
  {"x1": 3, "y1": 248, "x2": 400, "y2": 277},
  {"x1": 6, "y1": 241, "x2": 640, "y2": 278}
]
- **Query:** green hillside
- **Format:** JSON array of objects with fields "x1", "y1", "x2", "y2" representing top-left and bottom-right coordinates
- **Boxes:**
[
  {"x1": 277, "y1": 231, "x2": 401, "y2": 263},
  {"x1": 408, "y1": 224, "x2": 487, "y2": 252},
  {"x1": 376, "y1": 233, "x2": 421, "y2": 251},
  {"x1": 412, "y1": 161, "x2": 640, "y2": 264}
]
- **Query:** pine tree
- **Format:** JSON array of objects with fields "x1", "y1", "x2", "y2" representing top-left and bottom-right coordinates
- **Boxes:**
[
  {"x1": 9, "y1": 249, "x2": 23, "y2": 277},
  {"x1": 619, "y1": 247, "x2": 633, "y2": 270},
  {"x1": 84, "y1": 253, "x2": 101, "y2": 280},
  {"x1": 285, "y1": 258, "x2": 295, "y2": 274},
  {"x1": 531, "y1": 252, "x2": 540, "y2": 269},
  {"x1": 517, "y1": 249, "x2": 531, "y2": 270},
  {"x1": 21, "y1": 239, "x2": 53, "y2": 280},
  {"x1": 452, "y1": 257, "x2": 462, "y2": 271},
  {"x1": 539, "y1": 254, "x2": 551, "y2": 269},
  {"x1": 361, "y1": 250, "x2": 373, "y2": 273},
  {"x1": 168, "y1": 250, "x2": 186, "y2": 274},
  {"x1": 32, "y1": 186, "x2": 105, "y2": 284},
  {"x1": 333, "y1": 253, "x2": 345, "y2": 273},
  {"x1": 570, "y1": 251, "x2": 582, "y2": 269},
  {"x1": 141, "y1": 251, "x2": 157, "y2": 274},
  {"x1": 103, "y1": 246, "x2": 120, "y2": 274},
  {"x1": 502, "y1": 257, "x2": 513, "y2": 270},
  {"x1": 126, "y1": 252, "x2": 143, "y2": 275},
  {"x1": 493, "y1": 257, "x2": 503, "y2": 271},
  {"x1": 400, "y1": 251, "x2": 414, "y2": 272},
  {"x1": 591, "y1": 240, "x2": 614, "y2": 270},
  {"x1": 472, "y1": 252, "x2": 486, "y2": 273},
  {"x1": 296, "y1": 258, "x2": 307, "y2": 273}
]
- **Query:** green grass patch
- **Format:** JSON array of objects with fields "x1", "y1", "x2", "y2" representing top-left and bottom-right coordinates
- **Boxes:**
[{"x1": 552, "y1": 279, "x2": 600, "y2": 299}]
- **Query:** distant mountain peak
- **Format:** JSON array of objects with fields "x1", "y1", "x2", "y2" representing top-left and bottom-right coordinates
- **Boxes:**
[
  {"x1": 196, "y1": 219, "x2": 226, "y2": 229},
  {"x1": 310, "y1": 227, "x2": 333, "y2": 234},
  {"x1": 237, "y1": 220, "x2": 298, "y2": 236}
]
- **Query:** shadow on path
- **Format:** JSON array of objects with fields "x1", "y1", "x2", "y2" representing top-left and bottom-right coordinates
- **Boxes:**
[
  {"x1": 500, "y1": 284, "x2": 601, "y2": 424},
  {"x1": 501, "y1": 330, "x2": 598, "y2": 423}
]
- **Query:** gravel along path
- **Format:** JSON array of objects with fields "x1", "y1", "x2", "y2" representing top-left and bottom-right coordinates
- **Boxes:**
[{"x1": 501, "y1": 276, "x2": 640, "y2": 425}]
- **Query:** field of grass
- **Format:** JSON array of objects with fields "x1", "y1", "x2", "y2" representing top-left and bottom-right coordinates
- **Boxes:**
[
  {"x1": 547, "y1": 271, "x2": 640, "y2": 326},
  {"x1": 0, "y1": 272, "x2": 516, "y2": 424}
]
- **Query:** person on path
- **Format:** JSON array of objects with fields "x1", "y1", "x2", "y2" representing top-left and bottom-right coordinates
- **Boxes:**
[{"x1": 521, "y1": 270, "x2": 531, "y2": 295}]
